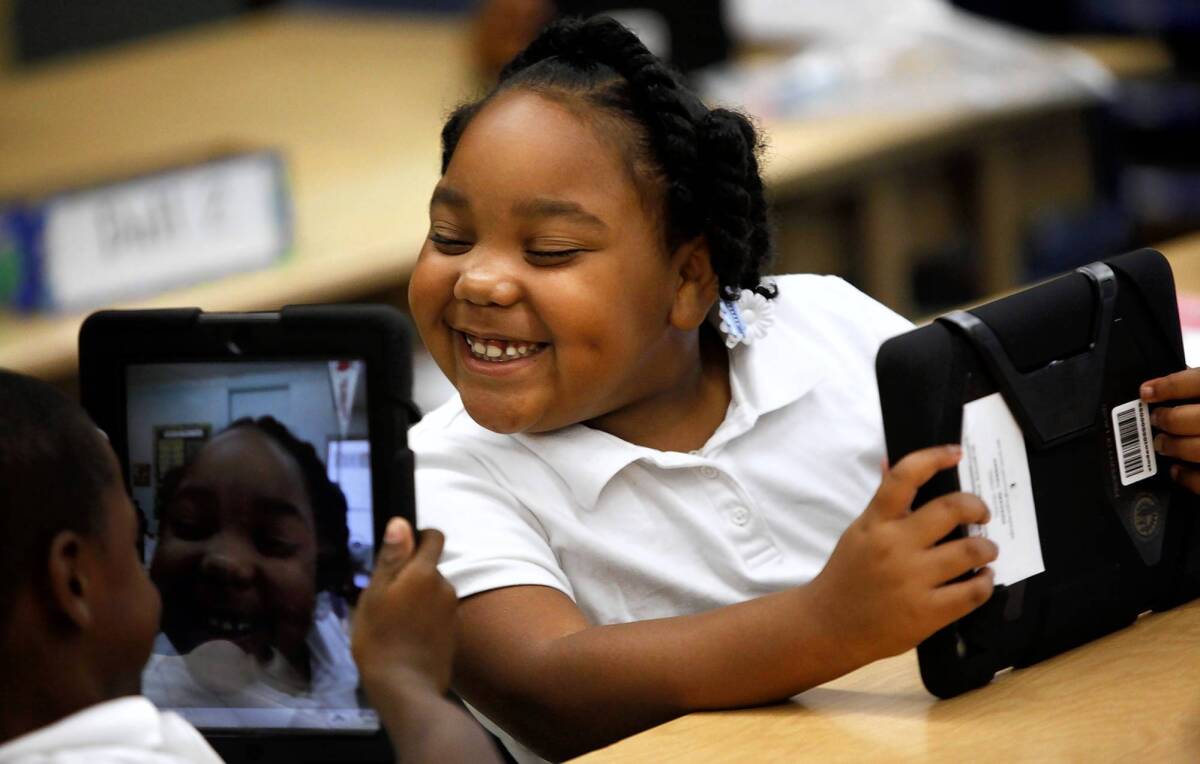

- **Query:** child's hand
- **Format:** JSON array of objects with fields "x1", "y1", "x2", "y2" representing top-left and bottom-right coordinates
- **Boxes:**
[
  {"x1": 351, "y1": 518, "x2": 458, "y2": 696},
  {"x1": 1141, "y1": 369, "x2": 1200, "y2": 493},
  {"x1": 809, "y1": 445, "x2": 998, "y2": 664}
]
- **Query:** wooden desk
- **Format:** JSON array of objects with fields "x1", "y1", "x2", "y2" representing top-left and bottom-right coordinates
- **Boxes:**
[
  {"x1": 0, "y1": 15, "x2": 1177, "y2": 382},
  {"x1": 577, "y1": 589, "x2": 1200, "y2": 762}
]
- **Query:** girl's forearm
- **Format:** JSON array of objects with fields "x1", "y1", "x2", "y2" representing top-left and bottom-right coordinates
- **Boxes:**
[
  {"x1": 365, "y1": 672, "x2": 502, "y2": 764},
  {"x1": 457, "y1": 583, "x2": 870, "y2": 761}
]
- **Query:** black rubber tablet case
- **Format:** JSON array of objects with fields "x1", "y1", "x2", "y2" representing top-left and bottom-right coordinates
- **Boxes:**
[
  {"x1": 79, "y1": 304, "x2": 417, "y2": 763},
  {"x1": 876, "y1": 248, "x2": 1200, "y2": 699}
]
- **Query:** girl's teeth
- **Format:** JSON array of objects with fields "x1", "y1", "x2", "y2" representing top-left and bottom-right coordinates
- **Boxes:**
[{"x1": 465, "y1": 333, "x2": 542, "y2": 362}]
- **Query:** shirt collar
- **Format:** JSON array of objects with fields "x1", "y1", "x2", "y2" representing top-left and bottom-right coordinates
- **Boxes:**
[
  {"x1": 511, "y1": 314, "x2": 827, "y2": 509},
  {"x1": 513, "y1": 424, "x2": 647, "y2": 509},
  {"x1": 727, "y1": 306, "x2": 826, "y2": 418}
]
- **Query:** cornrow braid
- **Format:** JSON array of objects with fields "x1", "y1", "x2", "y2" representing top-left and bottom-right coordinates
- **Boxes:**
[{"x1": 441, "y1": 15, "x2": 776, "y2": 302}]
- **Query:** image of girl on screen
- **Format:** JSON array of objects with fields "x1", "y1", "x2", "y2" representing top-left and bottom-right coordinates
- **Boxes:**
[{"x1": 141, "y1": 417, "x2": 367, "y2": 729}]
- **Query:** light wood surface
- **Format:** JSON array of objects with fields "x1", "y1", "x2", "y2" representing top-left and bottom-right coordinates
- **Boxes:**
[
  {"x1": 1166, "y1": 232, "x2": 1200, "y2": 294},
  {"x1": 576, "y1": 598, "x2": 1200, "y2": 763},
  {"x1": 0, "y1": 14, "x2": 1180, "y2": 381}
]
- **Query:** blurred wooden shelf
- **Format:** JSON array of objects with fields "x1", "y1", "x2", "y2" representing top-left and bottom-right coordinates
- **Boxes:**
[{"x1": 0, "y1": 14, "x2": 1183, "y2": 382}]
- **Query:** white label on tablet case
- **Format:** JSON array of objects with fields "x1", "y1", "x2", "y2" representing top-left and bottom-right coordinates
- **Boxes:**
[
  {"x1": 1111, "y1": 399, "x2": 1157, "y2": 486},
  {"x1": 957, "y1": 393, "x2": 1046, "y2": 587}
]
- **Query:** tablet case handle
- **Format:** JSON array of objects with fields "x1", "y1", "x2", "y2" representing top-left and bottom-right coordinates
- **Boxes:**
[{"x1": 937, "y1": 263, "x2": 1117, "y2": 449}]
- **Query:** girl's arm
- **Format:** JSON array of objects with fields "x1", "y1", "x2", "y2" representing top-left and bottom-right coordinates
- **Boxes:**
[
  {"x1": 352, "y1": 521, "x2": 501, "y2": 764},
  {"x1": 453, "y1": 445, "x2": 997, "y2": 762}
]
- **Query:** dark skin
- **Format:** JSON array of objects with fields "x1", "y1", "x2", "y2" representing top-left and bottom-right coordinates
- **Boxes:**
[
  {"x1": 1144, "y1": 369, "x2": 1200, "y2": 491},
  {"x1": 408, "y1": 91, "x2": 1000, "y2": 761},
  {"x1": 150, "y1": 428, "x2": 318, "y2": 679},
  {"x1": 353, "y1": 518, "x2": 501, "y2": 764},
  {"x1": 0, "y1": 443, "x2": 161, "y2": 745}
]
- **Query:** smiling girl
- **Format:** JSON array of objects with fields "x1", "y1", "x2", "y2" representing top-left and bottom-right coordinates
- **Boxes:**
[{"x1": 406, "y1": 16, "x2": 999, "y2": 763}]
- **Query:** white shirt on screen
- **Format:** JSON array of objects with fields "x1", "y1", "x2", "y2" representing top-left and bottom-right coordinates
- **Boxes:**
[
  {"x1": 141, "y1": 604, "x2": 363, "y2": 730},
  {"x1": 411, "y1": 274, "x2": 913, "y2": 764}
]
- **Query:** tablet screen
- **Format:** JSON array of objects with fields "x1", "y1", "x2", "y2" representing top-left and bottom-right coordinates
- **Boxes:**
[{"x1": 125, "y1": 360, "x2": 379, "y2": 733}]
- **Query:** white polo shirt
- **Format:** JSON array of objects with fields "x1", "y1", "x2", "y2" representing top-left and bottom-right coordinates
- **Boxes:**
[
  {"x1": 413, "y1": 274, "x2": 911, "y2": 623},
  {"x1": 411, "y1": 274, "x2": 910, "y2": 762},
  {"x1": 0, "y1": 697, "x2": 222, "y2": 764}
]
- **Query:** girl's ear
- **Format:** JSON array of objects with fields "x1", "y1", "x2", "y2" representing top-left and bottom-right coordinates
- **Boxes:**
[
  {"x1": 669, "y1": 236, "x2": 719, "y2": 331},
  {"x1": 46, "y1": 531, "x2": 93, "y2": 630}
]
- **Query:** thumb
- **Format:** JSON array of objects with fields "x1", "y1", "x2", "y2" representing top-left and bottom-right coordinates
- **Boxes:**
[{"x1": 375, "y1": 517, "x2": 415, "y2": 574}]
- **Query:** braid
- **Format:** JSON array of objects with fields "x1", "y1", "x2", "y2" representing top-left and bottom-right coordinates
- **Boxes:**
[
  {"x1": 700, "y1": 110, "x2": 776, "y2": 299},
  {"x1": 441, "y1": 15, "x2": 776, "y2": 301}
]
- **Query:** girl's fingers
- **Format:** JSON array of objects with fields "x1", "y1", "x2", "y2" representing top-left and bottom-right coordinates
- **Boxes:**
[
  {"x1": 1142, "y1": 369, "x2": 1200, "y2": 403},
  {"x1": 1154, "y1": 434, "x2": 1200, "y2": 462},
  {"x1": 1170, "y1": 464, "x2": 1200, "y2": 495},
  {"x1": 923, "y1": 536, "x2": 999, "y2": 586},
  {"x1": 928, "y1": 567, "x2": 995, "y2": 625},
  {"x1": 871, "y1": 445, "x2": 962, "y2": 521},
  {"x1": 1151, "y1": 404, "x2": 1200, "y2": 436},
  {"x1": 907, "y1": 492, "x2": 989, "y2": 548}
]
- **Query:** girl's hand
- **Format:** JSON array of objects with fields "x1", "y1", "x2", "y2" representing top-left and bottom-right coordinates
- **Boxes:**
[
  {"x1": 351, "y1": 519, "x2": 458, "y2": 697},
  {"x1": 809, "y1": 445, "x2": 998, "y2": 665},
  {"x1": 1142, "y1": 369, "x2": 1200, "y2": 494}
]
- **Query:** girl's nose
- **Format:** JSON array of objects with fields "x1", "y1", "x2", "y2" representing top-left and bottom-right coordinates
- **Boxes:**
[
  {"x1": 199, "y1": 537, "x2": 255, "y2": 587},
  {"x1": 453, "y1": 254, "x2": 522, "y2": 307}
]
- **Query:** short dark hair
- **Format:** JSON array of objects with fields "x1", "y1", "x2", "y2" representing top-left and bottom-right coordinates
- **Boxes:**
[
  {"x1": 0, "y1": 370, "x2": 115, "y2": 620},
  {"x1": 157, "y1": 416, "x2": 357, "y2": 602},
  {"x1": 441, "y1": 15, "x2": 777, "y2": 302}
]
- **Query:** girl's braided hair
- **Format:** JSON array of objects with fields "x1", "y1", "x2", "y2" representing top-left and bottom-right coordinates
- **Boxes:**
[{"x1": 440, "y1": 15, "x2": 776, "y2": 301}]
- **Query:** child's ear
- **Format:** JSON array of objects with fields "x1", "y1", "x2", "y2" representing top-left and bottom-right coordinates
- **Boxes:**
[
  {"x1": 669, "y1": 236, "x2": 719, "y2": 331},
  {"x1": 46, "y1": 531, "x2": 93, "y2": 630}
]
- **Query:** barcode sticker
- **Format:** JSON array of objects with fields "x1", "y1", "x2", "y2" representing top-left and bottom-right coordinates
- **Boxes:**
[{"x1": 1111, "y1": 399, "x2": 1157, "y2": 486}]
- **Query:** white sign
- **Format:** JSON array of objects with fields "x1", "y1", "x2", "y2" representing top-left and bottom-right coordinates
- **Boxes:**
[
  {"x1": 958, "y1": 392, "x2": 1046, "y2": 587},
  {"x1": 42, "y1": 153, "x2": 289, "y2": 312}
]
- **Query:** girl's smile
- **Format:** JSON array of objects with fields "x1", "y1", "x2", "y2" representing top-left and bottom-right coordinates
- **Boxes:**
[{"x1": 457, "y1": 330, "x2": 549, "y2": 376}]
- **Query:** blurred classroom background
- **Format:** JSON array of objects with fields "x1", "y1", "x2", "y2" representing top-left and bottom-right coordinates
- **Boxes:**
[{"x1": 2, "y1": 0, "x2": 1200, "y2": 411}]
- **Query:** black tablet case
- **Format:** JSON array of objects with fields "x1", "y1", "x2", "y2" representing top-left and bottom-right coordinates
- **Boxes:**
[
  {"x1": 79, "y1": 305, "x2": 417, "y2": 762},
  {"x1": 876, "y1": 248, "x2": 1200, "y2": 699}
]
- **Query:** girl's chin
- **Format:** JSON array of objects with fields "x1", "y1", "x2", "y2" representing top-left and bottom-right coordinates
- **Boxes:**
[
  {"x1": 464, "y1": 406, "x2": 532, "y2": 435},
  {"x1": 460, "y1": 395, "x2": 544, "y2": 435}
]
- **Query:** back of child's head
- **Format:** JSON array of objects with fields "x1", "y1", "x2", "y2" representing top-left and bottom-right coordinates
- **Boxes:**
[
  {"x1": 0, "y1": 370, "x2": 114, "y2": 622},
  {"x1": 441, "y1": 15, "x2": 776, "y2": 302}
]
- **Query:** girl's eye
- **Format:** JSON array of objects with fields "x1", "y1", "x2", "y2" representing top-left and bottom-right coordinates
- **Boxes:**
[
  {"x1": 526, "y1": 249, "x2": 582, "y2": 261},
  {"x1": 429, "y1": 233, "x2": 472, "y2": 254}
]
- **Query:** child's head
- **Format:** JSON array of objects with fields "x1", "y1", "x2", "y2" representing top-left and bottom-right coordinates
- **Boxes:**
[
  {"x1": 0, "y1": 371, "x2": 160, "y2": 717},
  {"x1": 150, "y1": 417, "x2": 353, "y2": 674},
  {"x1": 408, "y1": 15, "x2": 773, "y2": 436}
]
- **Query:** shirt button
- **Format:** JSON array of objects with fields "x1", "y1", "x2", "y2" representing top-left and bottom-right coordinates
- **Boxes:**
[
  {"x1": 699, "y1": 466, "x2": 719, "y2": 479},
  {"x1": 730, "y1": 506, "x2": 751, "y2": 526}
]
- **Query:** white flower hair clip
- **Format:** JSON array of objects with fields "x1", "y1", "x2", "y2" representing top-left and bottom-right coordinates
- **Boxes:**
[{"x1": 716, "y1": 286, "x2": 775, "y2": 349}]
